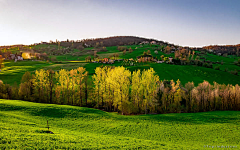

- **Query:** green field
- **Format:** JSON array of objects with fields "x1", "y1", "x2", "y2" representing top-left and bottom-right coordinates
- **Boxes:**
[
  {"x1": 0, "y1": 99, "x2": 239, "y2": 149},
  {"x1": 1, "y1": 44, "x2": 240, "y2": 86}
]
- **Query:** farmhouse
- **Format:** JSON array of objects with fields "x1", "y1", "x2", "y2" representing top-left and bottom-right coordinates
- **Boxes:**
[
  {"x1": 84, "y1": 43, "x2": 90, "y2": 47},
  {"x1": 208, "y1": 49, "x2": 213, "y2": 52},
  {"x1": 169, "y1": 57, "x2": 173, "y2": 62},
  {"x1": 109, "y1": 59, "x2": 114, "y2": 64},
  {"x1": 140, "y1": 41, "x2": 149, "y2": 45},
  {"x1": 150, "y1": 41, "x2": 156, "y2": 44},
  {"x1": 9, "y1": 54, "x2": 16, "y2": 60},
  {"x1": 103, "y1": 58, "x2": 108, "y2": 62},
  {"x1": 157, "y1": 60, "x2": 164, "y2": 63},
  {"x1": 17, "y1": 55, "x2": 23, "y2": 60}
]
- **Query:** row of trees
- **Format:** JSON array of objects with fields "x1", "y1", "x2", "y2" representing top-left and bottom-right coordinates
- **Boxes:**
[
  {"x1": 18, "y1": 68, "x2": 88, "y2": 106},
  {"x1": 1, "y1": 67, "x2": 240, "y2": 114}
]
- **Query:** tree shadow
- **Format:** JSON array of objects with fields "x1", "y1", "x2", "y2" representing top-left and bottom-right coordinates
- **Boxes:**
[
  {"x1": 0, "y1": 102, "x2": 109, "y2": 119},
  {"x1": 133, "y1": 111, "x2": 240, "y2": 125},
  {"x1": 1, "y1": 102, "x2": 239, "y2": 125}
]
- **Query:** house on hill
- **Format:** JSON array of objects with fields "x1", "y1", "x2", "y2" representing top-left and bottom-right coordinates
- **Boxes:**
[
  {"x1": 140, "y1": 41, "x2": 149, "y2": 45},
  {"x1": 169, "y1": 57, "x2": 173, "y2": 63},
  {"x1": 150, "y1": 41, "x2": 156, "y2": 44},
  {"x1": 84, "y1": 43, "x2": 90, "y2": 47},
  {"x1": 103, "y1": 58, "x2": 108, "y2": 63},
  {"x1": 109, "y1": 59, "x2": 114, "y2": 64},
  {"x1": 157, "y1": 60, "x2": 164, "y2": 63},
  {"x1": 16, "y1": 55, "x2": 23, "y2": 61},
  {"x1": 208, "y1": 49, "x2": 213, "y2": 52}
]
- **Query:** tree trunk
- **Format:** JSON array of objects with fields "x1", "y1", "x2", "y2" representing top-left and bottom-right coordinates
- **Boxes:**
[{"x1": 85, "y1": 79, "x2": 88, "y2": 106}]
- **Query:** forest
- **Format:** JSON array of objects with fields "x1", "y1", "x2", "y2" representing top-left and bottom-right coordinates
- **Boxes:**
[{"x1": 0, "y1": 66, "x2": 240, "y2": 115}]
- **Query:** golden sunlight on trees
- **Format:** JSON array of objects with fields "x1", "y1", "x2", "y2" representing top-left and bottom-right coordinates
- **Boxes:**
[
  {"x1": 1, "y1": 66, "x2": 240, "y2": 115},
  {"x1": 0, "y1": 55, "x2": 4, "y2": 71}
]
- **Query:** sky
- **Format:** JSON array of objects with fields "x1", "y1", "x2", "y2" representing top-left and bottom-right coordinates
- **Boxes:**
[{"x1": 0, "y1": 0, "x2": 239, "y2": 47}]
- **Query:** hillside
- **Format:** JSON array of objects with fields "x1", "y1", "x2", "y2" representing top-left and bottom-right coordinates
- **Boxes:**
[
  {"x1": 0, "y1": 99, "x2": 239, "y2": 149},
  {"x1": 1, "y1": 43, "x2": 240, "y2": 86}
]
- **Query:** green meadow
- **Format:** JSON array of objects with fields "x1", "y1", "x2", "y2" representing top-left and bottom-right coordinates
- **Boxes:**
[
  {"x1": 1, "y1": 44, "x2": 240, "y2": 86},
  {"x1": 1, "y1": 44, "x2": 240, "y2": 149},
  {"x1": 0, "y1": 99, "x2": 239, "y2": 149}
]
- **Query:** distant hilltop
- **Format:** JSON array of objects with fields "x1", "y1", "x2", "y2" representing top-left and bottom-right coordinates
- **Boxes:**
[{"x1": 0, "y1": 36, "x2": 239, "y2": 55}]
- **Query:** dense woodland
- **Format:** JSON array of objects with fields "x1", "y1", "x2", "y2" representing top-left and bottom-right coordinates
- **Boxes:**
[{"x1": 0, "y1": 66, "x2": 240, "y2": 115}]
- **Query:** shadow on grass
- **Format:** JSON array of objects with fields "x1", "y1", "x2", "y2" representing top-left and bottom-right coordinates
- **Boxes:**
[
  {"x1": 135, "y1": 111, "x2": 240, "y2": 125},
  {"x1": 0, "y1": 102, "x2": 109, "y2": 119},
  {"x1": 1, "y1": 101, "x2": 239, "y2": 125}
]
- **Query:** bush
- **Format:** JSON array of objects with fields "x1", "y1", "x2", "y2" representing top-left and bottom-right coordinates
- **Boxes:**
[
  {"x1": 224, "y1": 68, "x2": 228, "y2": 72},
  {"x1": 229, "y1": 70, "x2": 238, "y2": 75},
  {"x1": 214, "y1": 66, "x2": 220, "y2": 70},
  {"x1": 221, "y1": 60, "x2": 224, "y2": 65},
  {"x1": 203, "y1": 63, "x2": 208, "y2": 67},
  {"x1": 207, "y1": 63, "x2": 213, "y2": 68},
  {"x1": 117, "y1": 46, "x2": 127, "y2": 52}
]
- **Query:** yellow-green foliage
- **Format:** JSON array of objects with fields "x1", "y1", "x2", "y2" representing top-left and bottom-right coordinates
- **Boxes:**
[{"x1": 93, "y1": 66, "x2": 158, "y2": 114}]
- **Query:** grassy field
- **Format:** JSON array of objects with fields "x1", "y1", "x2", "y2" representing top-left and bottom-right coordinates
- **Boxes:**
[
  {"x1": 0, "y1": 99, "x2": 239, "y2": 149},
  {"x1": 0, "y1": 60, "x2": 51, "y2": 85},
  {"x1": 1, "y1": 44, "x2": 240, "y2": 86}
]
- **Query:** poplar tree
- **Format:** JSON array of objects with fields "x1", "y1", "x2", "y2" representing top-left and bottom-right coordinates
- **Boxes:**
[
  {"x1": 76, "y1": 67, "x2": 88, "y2": 106},
  {"x1": 141, "y1": 68, "x2": 159, "y2": 114}
]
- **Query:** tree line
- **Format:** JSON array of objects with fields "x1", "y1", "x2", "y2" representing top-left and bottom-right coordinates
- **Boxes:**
[{"x1": 0, "y1": 66, "x2": 240, "y2": 114}]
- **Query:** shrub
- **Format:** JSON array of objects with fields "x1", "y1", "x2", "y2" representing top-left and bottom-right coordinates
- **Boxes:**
[
  {"x1": 207, "y1": 63, "x2": 213, "y2": 68},
  {"x1": 214, "y1": 66, "x2": 220, "y2": 70},
  {"x1": 203, "y1": 63, "x2": 208, "y2": 67},
  {"x1": 221, "y1": 60, "x2": 224, "y2": 65},
  {"x1": 230, "y1": 70, "x2": 238, "y2": 75},
  {"x1": 224, "y1": 68, "x2": 228, "y2": 72}
]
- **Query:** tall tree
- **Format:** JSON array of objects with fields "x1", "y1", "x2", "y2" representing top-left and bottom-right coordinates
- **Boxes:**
[{"x1": 76, "y1": 67, "x2": 88, "y2": 106}]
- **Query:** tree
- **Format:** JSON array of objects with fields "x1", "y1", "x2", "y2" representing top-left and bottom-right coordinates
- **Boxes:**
[
  {"x1": 185, "y1": 81, "x2": 195, "y2": 112},
  {"x1": 47, "y1": 69, "x2": 55, "y2": 104},
  {"x1": 69, "y1": 69, "x2": 78, "y2": 105},
  {"x1": 19, "y1": 71, "x2": 35, "y2": 101},
  {"x1": 55, "y1": 69, "x2": 69, "y2": 104},
  {"x1": 131, "y1": 70, "x2": 143, "y2": 113},
  {"x1": 94, "y1": 51, "x2": 98, "y2": 58},
  {"x1": 115, "y1": 53, "x2": 119, "y2": 60},
  {"x1": 129, "y1": 47, "x2": 133, "y2": 53},
  {"x1": 34, "y1": 69, "x2": 49, "y2": 103},
  {"x1": 123, "y1": 50, "x2": 126, "y2": 55},
  {"x1": 147, "y1": 50, "x2": 151, "y2": 55},
  {"x1": 161, "y1": 55, "x2": 164, "y2": 61},
  {"x1": 141, "y1": 68, "x2": 159, "y2": 114},
  {"x1": 0, "y1": 55, "x2": 4, "y2": 71},
  {"x1": 164, "y1": 46, "x2": 171, "y2": 54},
  {"x1": 93, "y1": 67, "x2": 102, "y2": 108},
  {"x1": 76, "y1": 67, "x2": 88, "y2": 106},
  {"x1": 95, "y1": 42, "x2": 100, "y2": 48}
]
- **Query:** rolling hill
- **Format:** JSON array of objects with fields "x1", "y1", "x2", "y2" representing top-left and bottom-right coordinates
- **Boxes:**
[{"x1": 0, "y1": 99, "x2": 239, "y2": 149}]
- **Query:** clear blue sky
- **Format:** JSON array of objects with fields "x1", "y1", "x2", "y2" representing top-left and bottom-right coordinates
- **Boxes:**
[{"x1": 0, "y1": 0, "x2": 239, "y2": 47}]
